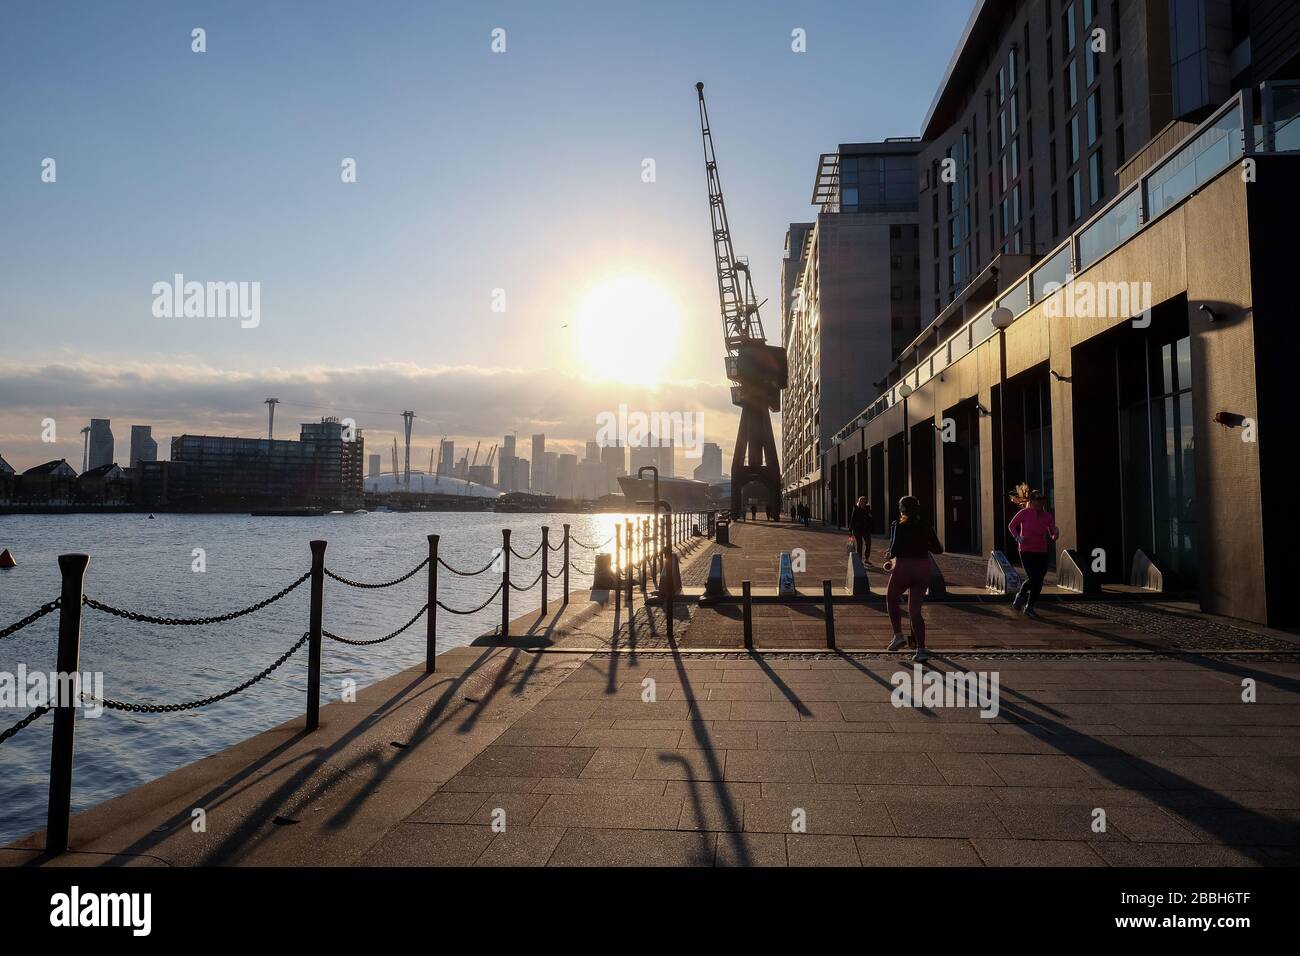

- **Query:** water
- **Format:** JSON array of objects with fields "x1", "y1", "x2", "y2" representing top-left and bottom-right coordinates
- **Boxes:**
[{"x1": 0, "y1": 511, "x2": 628, "y2": 846}]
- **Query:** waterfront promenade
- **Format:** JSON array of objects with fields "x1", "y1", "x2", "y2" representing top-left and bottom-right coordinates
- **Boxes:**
[{"x1": 5, "y1": 520, "x2": 1300, "y2": 867}]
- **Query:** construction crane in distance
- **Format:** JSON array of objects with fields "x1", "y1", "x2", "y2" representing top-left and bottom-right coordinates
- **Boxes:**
[
  {"x1": 264, "y1": 398, "x2": 280, "y2": 440},
  {"x1": 694, "y1": 82, "x2": 787, "y2": 516}
]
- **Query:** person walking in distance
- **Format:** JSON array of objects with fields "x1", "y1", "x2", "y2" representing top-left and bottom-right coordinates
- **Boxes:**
[
  {"x1": 847, "y1": 496, "x2": 873, "y2": 564},
  {"x1": 884, "y1": 496, "x2": 943, "y2": 662},
  {"x1": 1008, "y1": 483, "x2": 1058, "y2": 617}
]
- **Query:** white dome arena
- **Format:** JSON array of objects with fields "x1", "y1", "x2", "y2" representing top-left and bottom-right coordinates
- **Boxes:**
[{"x1": 364, "y1": 473, "x2": 501, "y2": 498}]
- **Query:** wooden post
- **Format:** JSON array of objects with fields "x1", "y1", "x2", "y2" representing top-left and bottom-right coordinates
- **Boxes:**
[
  {"x1": 823, "y1": 579, "x2": 836, "y2": 649},
  {"x1": 426, "y1": 534, "x2": 438, "y2": 672},
  {"x1": 742, "y1": 580, "x2": 753, "y2": 650},
  {"x1": 562, "y1": 523, "x2": 571, "y2": 605},
  {"x1": 307, "y1": 539, "x2": 326, "y2": 731},
  {"x1": 46, "y1": 552, "x2": 88, "y2": 854},
  {"x1": 541, "y1": 526, "x2": 549, "y2": 615},
  {"x1": 501, "y1": 529, "x2": 511, "y2": 639}
]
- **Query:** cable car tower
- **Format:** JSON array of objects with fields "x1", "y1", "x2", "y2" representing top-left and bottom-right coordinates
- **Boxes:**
[{"x1": 695, "y1": 82, "x2": 786, "y2": 516}]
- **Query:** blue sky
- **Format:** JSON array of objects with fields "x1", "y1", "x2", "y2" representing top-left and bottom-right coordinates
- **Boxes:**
[{"x1": 0, "y1": 0, "x2": 971, "y2": 470}]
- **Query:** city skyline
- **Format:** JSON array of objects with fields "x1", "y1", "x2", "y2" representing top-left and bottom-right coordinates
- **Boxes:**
[{"x1": 0, "y1": 0, "x2": 966, "y2": 471}]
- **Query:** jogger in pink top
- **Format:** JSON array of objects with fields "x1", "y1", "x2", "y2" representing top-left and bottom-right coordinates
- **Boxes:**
[{"x1": 1007, "y1": 485, "x2": 1058, "y2": 617}]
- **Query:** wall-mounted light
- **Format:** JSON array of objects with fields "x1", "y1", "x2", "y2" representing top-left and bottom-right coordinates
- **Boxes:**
[
  {"x1": 1213, "y1": 411, "x2": 1246, "y2": 427},
  {"x1": 1199, "y1": 303, "x2": 1223, "y2": 322},
  {"x1": 1050, "y1": 370, "x2": 1072, "y2": 382},
  {"x1": 976, "y1": 403, "x2": 991, "y2": 416},
  {"x1": 991, "y1": 306, "x2": 1014, "y2": 330}
]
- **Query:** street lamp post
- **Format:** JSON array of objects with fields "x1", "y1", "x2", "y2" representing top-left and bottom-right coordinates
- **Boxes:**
[{"x1": 990, "y1": 306, "x2": 1014, "y2": 555}]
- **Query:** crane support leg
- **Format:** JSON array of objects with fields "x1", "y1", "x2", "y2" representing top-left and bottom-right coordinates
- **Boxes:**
[{"x1": 730, "y1": 405, "x2": 781, "y2": 517}]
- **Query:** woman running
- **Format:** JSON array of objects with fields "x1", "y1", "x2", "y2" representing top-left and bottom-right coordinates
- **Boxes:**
[
  {"x1": 884, "y1": 495, "x2": 943, "y2": 662},
  {"x1": 1007, "y1": 483, "x2": 1059, "y2": 617}
]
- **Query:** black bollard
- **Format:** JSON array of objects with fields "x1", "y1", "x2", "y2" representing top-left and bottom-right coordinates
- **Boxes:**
[
  {"x1": 501, "y1": 529, "x2": 511, "y2": 639},
  {"x1": 562, "y1": 523, "x2": 571, "y2": 605},
  {"x1": 46, "y1": 553, "x2": 88, "y2": 854},
  {"x1": 541, "y1": 526, "x2": 549, "y2": 615},
  {"x1": 823, "y1": 579, "x2": 835, "y2": 649},
  {"x1": 426, "y1": 534, "x2": 439, "y2": 672},
  {"x1": 742, "y1": 580, "x2": 753, "y2": 650},
  {"x1": 307, "y1": 540, "x2": 326, "y2": 731}
]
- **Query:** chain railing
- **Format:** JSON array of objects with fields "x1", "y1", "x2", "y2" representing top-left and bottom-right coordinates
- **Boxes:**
[{"x1": 8, "y1": 515, "x2": 714, "y2": 855}]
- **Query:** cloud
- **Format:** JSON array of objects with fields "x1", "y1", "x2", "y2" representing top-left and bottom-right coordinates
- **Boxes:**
[{"x1": 0, "y1": 358, "x2": 762, "y2": 472}]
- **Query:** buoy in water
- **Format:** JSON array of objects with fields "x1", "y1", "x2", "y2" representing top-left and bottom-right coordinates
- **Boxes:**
[{"x1": 0, "y1": 548, "x2": 16, "y2": 569}]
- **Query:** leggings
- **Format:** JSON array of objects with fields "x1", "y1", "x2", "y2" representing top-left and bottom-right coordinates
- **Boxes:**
[
  {"x1": 886, "y1": 557, "x2": 931, "y2": 645},
  {"x1": 1016, "y1": 551, "x2": 1050, "y2": 609}
]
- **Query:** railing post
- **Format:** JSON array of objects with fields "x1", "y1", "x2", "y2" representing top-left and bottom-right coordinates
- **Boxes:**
[
  {"x1": 501, "y1": 529, "x2": 511, "y2": 639},
  {"x1": 562, "y1": 523, "x2": 571, "y2": 605},
  {"x1": 823, "y1": 579, "x2": 835, "y2": 650},
  {"x1": 541, "y1": 526, "x2": 549, "y2": 615},
  {"x1": 640, "y1": 518, "x2": 647, "y2": 591},
  {"x1": 614, "y1": 524, "x2": 622, "y2": 618},
  {"x1": 306, "y1": 539, "x2": 326, "y2": 731},
  {"x1": 742, "y1": 580, "x2": 753, "y2": 650},
  {"x1": 625, "y1": 519, "x2": 633, "y2": 609},
  {"x1": 426, "y1": 534, "x2": 438, "y2": 673},
  {"x1": 46, "y1": 552, "x2": 88, "y2": 854}
]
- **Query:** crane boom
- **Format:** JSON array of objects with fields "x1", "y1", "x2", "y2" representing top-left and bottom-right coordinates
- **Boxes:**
[{"x1": 694, "y1": 82, "x2": 785, "y2": 517}]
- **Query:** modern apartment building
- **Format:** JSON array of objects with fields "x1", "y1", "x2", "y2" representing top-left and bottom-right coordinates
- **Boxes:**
[
  {"x1": 170, "y1": 418, "x2": 364, "y2": 509},
  {"x1": 129, "y1": 425, "x2": 158, "y2": 469},
  {"x1": 780, "y1": 140, "x2": 925, "y2": 518},
  {"x1": 88, "y1": 419, "x2": 114, "y2": 470},
  {"x1": 693, "y1": 442, "x2": 724, "y2": 483},
  {"x1": 821, "y1": 0, "x2": 1300, "y2": 626}
]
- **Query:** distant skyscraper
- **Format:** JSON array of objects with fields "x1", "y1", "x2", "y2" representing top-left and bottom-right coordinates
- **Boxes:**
[
  {"x1": 514, "y1": 457, "x2": 530, "y2": 492},
  {"x1": 585, "y1": 441, "x2": 600, "y2": 463},
  {"x1": 500, "y1": 434, "x2": 516, "y2": 490},
  {"x1": 531, "y1": 434, "x2": 546, "y2": 492},
  {"x1": 628, "y1": 442, "x2": 657, "y2": 477},
  {"x1": 438, "y1": 440, "x2": 455, "y2": 475},
  {"x1": 657, "y1": 436, "x2": 675, "y2": 479},
  {"x1": 129, "y1": 425, "x2": 158, "y2": 469},
  {"x1": 368, "y1": 453, "x2": 382, "y2": 478},
  {"x1": 540, "y1": 451, "x2": 557, "y2": 494},
  {"x1": 88, "y1": 419, "x2": 114, "y2": 470},
  {"x1": 693, "y1": 442, "x2": 723, "y2": 483},
  {"x1": 556, "y1": 453, "x2": 577, "y2": 498},
  {"x1": 600, "y1": 442, "x2": 625, "y2": 495}
]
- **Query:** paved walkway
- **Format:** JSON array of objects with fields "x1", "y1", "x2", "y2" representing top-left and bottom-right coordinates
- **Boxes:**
[{"x1": 5, "y1": 523, "x2": 1299, "y2": 867}]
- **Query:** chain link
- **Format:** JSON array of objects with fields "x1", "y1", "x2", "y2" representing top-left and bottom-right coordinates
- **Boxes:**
[
  {"x1": 84, "y1": 632, "x2": 310, "y2": 713},
  {"x1": 0, "y1": 706, "x2": 50, "y2": 745},
  {"x1": 438, "y1": 554, "x2": 498, "y2": 577},
  {"x1": 509, "y1": 541, "x2": 544, "y2": 560},
  {"x1": 508, "y1": 568, "x2": 544, "y2": 592},
  {"x1": 569, "y1": 535, "x2": 613, "y2": 551},
  {"x1": 436, "y1": 583, "x2": 503, "y2": 615},
  {"x1": 569, "y1": 561, "x2": 595, "y2": 576},
  {"x1": 324, "y1": 557, "x2": 429, "y2": 590},
  {"x1": 0, "y1": 598, "x2": 61, "y2": 640},
  {"x1": 324, "y1": 604, "x2": 429, "y2": 646},
  {"x1": 83, "y1": 570, "x2": 310, "y2": 626}
]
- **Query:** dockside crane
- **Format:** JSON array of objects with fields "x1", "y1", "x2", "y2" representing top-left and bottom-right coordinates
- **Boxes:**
[{"x1": 694, "y1": 82, "x2": 787, "y2": 516}]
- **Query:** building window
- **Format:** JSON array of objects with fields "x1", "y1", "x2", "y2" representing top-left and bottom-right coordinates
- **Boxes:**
[
  {"x1": 1010, "y1": 92, "x2": 1019, "y2": 133},
  {"x1": 1084, "y1": 0, "x2": 1096, "y2": 25},
  {"x1": 997, "y1": 66, "x2": 1006, "y2": 104},
  {"x1": 1115, "y1": 124, "x2": 1126, "y2": 164},
  {"x1": 1063, "y1": 2, "x2": 1076, "y2": 54},
  {"x1": 1086, "y1": 45, "x2": 1100, "y2": 86},
  {"x1": 1069, "y1": 114, "x2": 1081, "y2": 164},
  {"x1": 1050, "y1": 138, "x2": 1058, "y2": 184},
  {"x1": 1112, "y1": 1, "x2": 1122, "y2": 49},
  {"x1": 1069, "y1": 170, "x2": 1082, "y2": 222},
  {"x1": 1064, "y1": 59, "x2": 1078, "y2": 108},
  {"x1": 1008, "y1": 45, "x2": 1018, "y2": 87},
  {"x1": 1114, "y1": 61, "x2": 1124, "y2": 113},
  {"x1": 1089, "y1": 148, "x2": 1104, "y2": 205}
]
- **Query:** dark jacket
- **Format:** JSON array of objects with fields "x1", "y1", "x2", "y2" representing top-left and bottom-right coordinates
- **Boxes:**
[
  {"x1": 887, "y1": 518, "x2": 943, "y2": 560},
  {"x1": 848, "y1": 504, "x2": 872, "y2": 535}
]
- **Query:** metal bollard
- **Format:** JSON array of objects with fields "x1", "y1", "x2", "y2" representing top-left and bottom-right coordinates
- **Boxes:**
[
  {"x1": 562, "y1": 524, "x2": 571, "y2": 605},
  {"x1": 46, "y1": 552, "x2": 89, "y2": 854},
  {"x1": 742, "y1": 580, "x2": 753, "y2": 650},
  {"x1": 614, "y1": 524, "x2": 622, "y2": 618},
  {"x1": 541, "y1": 526, "x2": 549, "y2": 615},
  {"x1": 823, "y1": 579, "x2": 835, "y2": 649},
  {"x1": 501, "y1": 529, "x2": 511, "y2": 639},
  {"x1": 426, "y1": 534, "x2": 439, "y2": 672},
  {"x1": 307, "y1": 539, "x2": 326, "y2": 731},
  {"x1": 625, "y1": 519, "x2": 634, "y2": 609}
]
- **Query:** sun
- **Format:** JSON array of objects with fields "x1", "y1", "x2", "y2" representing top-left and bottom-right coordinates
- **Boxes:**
[{"x1": 571, "y1": 275, "x2": 683, "y2": 386}]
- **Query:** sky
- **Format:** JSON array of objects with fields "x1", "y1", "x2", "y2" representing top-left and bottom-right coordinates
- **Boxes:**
[{"x1": 0, "y1": 0, "x2": 971, "y2": 473}]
